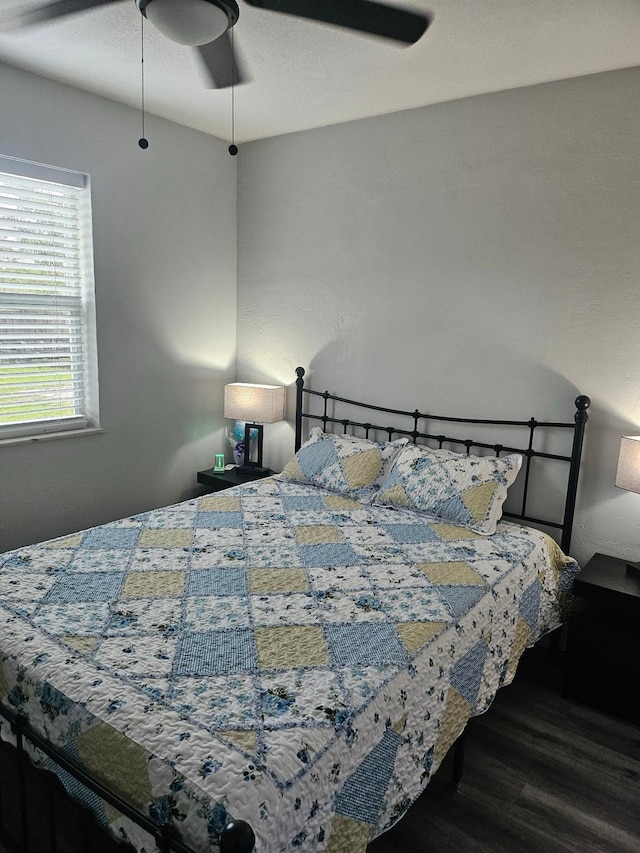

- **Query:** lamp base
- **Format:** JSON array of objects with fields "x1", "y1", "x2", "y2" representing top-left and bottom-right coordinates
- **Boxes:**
[
  {"x1": 240, "y1": 422, "x2": 265, "y2": 474},
  {"x1": 626, "y1": 560, "x2": 640, "y2": 579}
]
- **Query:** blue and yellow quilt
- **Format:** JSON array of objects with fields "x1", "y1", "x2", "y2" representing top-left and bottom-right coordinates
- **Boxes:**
[{"x1": 0, "y1": 477, "x2": 577, "y2": 851}]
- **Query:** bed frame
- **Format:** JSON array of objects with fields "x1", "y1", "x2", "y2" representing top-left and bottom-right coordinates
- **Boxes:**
[{"x1": 0, "y1": 367, "x2": 590, "y2": 853}]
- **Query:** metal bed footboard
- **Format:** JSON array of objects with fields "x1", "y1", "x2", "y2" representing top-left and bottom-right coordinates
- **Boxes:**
[{"x1": 0, "y1": 702, "x2": 255, "y2": 853}]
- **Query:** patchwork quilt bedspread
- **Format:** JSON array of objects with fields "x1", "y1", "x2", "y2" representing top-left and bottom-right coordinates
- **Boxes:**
[{"x1": 0, "y1": 477, "x2": 578, "y2": 852}]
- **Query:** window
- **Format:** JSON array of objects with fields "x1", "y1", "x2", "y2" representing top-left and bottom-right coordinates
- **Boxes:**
[{"x1": 0, "y1": 155, "x2": 99, "y2": 440}]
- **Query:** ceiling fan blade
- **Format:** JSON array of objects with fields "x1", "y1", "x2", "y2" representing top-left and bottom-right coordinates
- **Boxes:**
[
  {"x1": 244, "y1": 0, "x2": 431, "y2": 44},
  {"x1": 197, "y1": 31, "x2": 247, "y2": 88},
  {"x1": 6, "y1": 0, "x2": 123, "y2": 28}
]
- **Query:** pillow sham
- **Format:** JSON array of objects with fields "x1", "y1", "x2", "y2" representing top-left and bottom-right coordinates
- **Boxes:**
[
  {"x1": 278, "y1": 428, "x2": 408, "y2": 500},
  {"x1": 373, "y1": 443, "x2": 522, "y2": 535}
]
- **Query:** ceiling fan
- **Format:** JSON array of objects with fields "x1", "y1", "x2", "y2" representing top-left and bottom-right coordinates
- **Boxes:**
[{"x1": 7, "y1": 0, "x2": 433, "y2": 89}]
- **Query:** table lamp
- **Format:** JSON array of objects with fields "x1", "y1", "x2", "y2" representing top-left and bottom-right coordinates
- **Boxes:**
[
  {"x1": 224, "y1": 382, "x2": 285, "y2": 475},
  {"x1": 615, "y1": 435, "x2": 640, "y2": 577}
]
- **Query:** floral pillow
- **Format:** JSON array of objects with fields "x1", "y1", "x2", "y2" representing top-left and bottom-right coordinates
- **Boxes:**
[
  {"x1": 278, "y1": 428, "x2": 408, "y2": 500},
  {"x1": 374, "y1": 443, "x2": 522, "y2": 534}
]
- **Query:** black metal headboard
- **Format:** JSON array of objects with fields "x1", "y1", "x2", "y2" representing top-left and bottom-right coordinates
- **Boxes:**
[{"x1": 294, "y1": 366, "x2": 590, "y2": 554}]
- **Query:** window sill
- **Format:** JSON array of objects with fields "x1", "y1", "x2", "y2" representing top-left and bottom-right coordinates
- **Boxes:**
[{"x1": 0, "y1": 427, "x2": 104, "y2": 447}]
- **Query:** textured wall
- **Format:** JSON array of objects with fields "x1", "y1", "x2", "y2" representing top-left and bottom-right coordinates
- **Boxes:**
[
  {"x1": 0, "y1": 63, "x2": 237, "y2": 550},
  {"x1": 237, "y1": 67, "x2": 640, "y2": 567}
]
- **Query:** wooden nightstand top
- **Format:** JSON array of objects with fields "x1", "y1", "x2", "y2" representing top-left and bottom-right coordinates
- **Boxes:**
[
  {"x1": 574, "y1": 552, "x2": 640, "y2": 607},
  {"x1": 197, "y1": 467, "x2": 272, "y2": 492}
]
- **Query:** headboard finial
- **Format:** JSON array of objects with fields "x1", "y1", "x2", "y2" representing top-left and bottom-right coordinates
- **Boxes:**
[{"x1": 575, "y1": 395, "x2": 590, "y2": 413}]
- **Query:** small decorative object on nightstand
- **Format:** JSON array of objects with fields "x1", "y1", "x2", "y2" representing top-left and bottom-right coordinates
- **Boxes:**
[
  {"x1": 615, "y1": 434, "x2": 640, "y2": 577},
  {"x1": 563, "y1": 552, "x2": 640, "y2": 723},
  {"x1": 197, "y1": 466, "x2": 271, "y2": 493}
]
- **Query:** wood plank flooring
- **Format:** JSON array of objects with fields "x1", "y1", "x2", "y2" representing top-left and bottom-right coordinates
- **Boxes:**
[
  {"x1": 1, "y1": 648, "x2": 638, "y2": 852},
  {"x1": 368, "y1": 648, "x2": 640, "y2": 853}
]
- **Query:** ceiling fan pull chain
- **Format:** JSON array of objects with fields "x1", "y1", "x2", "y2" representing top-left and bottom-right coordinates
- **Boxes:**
[
  {"x1": 228, "y1": 81, "x2": 237, "y2": 156},
  {"x1": 228, "y1": 25, "x2": 238, "y2": 156},
  {"x1": 139, "y1": 9, "x2": 149, "y2": 150},
  {"x1": 229, "y1": 27, "x2": 238, "y2": 157}
]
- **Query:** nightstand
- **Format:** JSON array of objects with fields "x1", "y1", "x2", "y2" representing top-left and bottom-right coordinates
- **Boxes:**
[
  {"x1": 563, "y1": 552, "x2": 640, "y2": 723},
  {"x1": 197, "y1": 467, "x2": 272, "y2": 493}
]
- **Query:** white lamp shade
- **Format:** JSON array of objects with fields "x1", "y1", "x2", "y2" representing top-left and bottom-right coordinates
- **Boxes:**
[
  {"x1": 141, "y1": 0, "x2": 230, "y2": 46},
  {"x1": 224, "y1": 383, "x2": 285, "y2": 424},
  {"x1": 615, "y1": 435, "x2": 640, "y2": 494}
]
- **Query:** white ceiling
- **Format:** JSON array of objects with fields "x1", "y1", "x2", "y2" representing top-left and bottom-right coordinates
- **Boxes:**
[{"x1": 1, "y1": 0, "x2": 640, "y2": 144}]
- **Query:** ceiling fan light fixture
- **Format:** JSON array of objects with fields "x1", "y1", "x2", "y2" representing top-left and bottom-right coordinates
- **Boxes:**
[{"x1": 137, "y1": 0, "x2": 238, "y2": 47}]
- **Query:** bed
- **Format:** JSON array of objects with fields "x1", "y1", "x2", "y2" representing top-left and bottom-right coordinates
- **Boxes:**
[{"x1": 0, "y1": 367, "x2": 590, "y2": 853}]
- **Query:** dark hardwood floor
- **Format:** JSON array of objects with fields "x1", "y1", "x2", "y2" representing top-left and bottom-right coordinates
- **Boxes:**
[
  {"x1": 369, "y1": 648, "x2": 640, "y2": 853},
  {"x1": 1, "y1": 648, "x2": 638, "y2": 852}
]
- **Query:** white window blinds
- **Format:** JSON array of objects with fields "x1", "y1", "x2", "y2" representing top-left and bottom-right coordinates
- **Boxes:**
[{"x1": 0, "y1": 156, "x2": 99, "y2": 439}]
